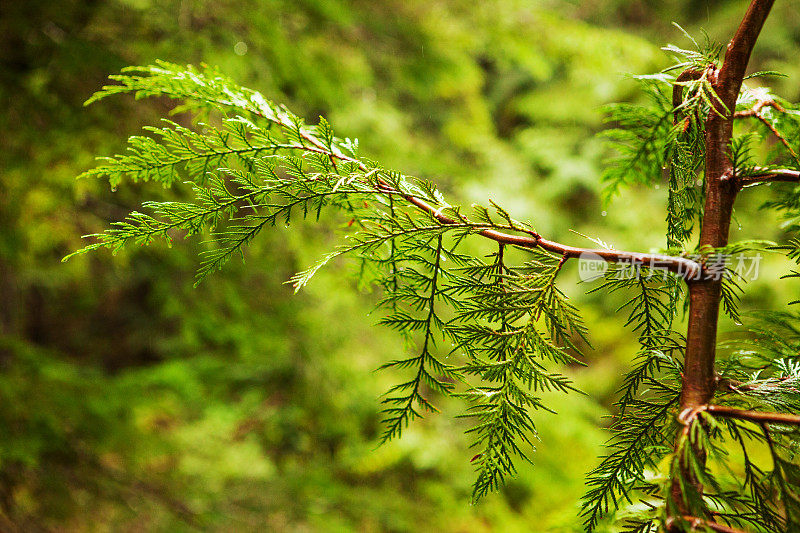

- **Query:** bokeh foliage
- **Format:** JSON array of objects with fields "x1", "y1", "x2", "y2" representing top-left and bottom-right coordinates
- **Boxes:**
[{"x1": 2, "y1": 1, "x2": 800, "y2": 531}]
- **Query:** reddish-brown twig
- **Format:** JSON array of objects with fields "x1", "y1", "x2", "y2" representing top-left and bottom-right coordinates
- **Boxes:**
[
  {"x1": 735, "y1": 99, "x2": 798, "y2": 158},
  {"x1": 739, "y1": 166, "x2": 800, "y2": 185},
  {"x1": 681, "y1": 516, "x2": 748, "y2": 533},
  {"x1": 707, "y1": 405, "x2": 800, "y2": 426}
]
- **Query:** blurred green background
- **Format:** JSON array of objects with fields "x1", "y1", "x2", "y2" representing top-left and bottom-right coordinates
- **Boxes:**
[{"x1": 2, "y1": 1, "x2": 800, "y2": 531}]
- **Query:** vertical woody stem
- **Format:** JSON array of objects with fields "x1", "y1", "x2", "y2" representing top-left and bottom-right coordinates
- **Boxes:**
[{"x1": 671, "y1": 0, "x2": 775, "y2": 524}]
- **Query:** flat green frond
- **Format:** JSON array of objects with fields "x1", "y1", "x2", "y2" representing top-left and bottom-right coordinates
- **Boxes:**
[
  {"x1": 378, "y1": 235, "x2": 456, "y2": 444},
  {"x1": 86, "y1": 61, "x2": 278, "y2": 120},
  {"x1": 446, "y1": 245, "x2": 586, "y2": 501},
  {"x1": 79, "y1": 117, "x2": 280, "y2": 187},
  {"x1": 599, "y1": 84, "x2": 676, "y2": 201}
]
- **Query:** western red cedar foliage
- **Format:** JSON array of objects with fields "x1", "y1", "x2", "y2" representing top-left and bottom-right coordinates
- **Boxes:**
[{"x1": 70, "y1": 1, "x2": 800, "y2": 530}]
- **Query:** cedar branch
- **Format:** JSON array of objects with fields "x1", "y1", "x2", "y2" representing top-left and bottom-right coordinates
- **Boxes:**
[
  {"x1": 680, "y1": 516, "x2": 747, "y2": 533},
  {"x1": 707, "y1": 405, "x2": 800, "y2": 426},
  {"x1": 739, "y1": 167, "x2": 800, "y2": 185},
  {"x1": 279, "y1": 99, "x2": 705, "y2": 278},
  {"x1": 734, "y1": 99, "x2": 798, "y2": 158}
]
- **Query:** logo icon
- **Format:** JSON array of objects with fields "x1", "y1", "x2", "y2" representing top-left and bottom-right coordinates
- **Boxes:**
[{"x1": 577, "y1": 252, "x2": 608, "y2": 282}]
